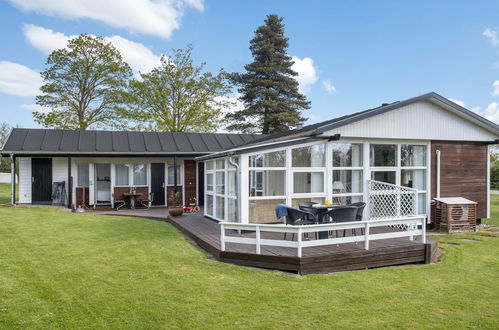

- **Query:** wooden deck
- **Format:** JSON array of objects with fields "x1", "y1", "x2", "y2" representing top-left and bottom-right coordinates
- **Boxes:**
[{"x1": 168, "y1": 213, "x2": 435, "y2": 275}]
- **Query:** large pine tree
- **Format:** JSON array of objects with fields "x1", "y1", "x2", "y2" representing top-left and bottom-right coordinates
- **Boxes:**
[{"x1": 226, "y1": 14, "x2": 310, "y2": 134}]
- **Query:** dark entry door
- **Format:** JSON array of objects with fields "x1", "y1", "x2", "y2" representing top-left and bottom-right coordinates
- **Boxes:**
[
  {"x1": 32, "y1": 158, "x2": 52, "y2": 203},
  {"x1": 197, "y1": 162, "x2": 204, "y2": 206},
  {"x1": 151, "y1": 163, "x2": 165, "y2": 206}
]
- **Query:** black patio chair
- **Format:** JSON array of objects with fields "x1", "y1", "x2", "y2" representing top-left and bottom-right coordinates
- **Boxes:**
[
  {"x1": 284, "y1": 207, "x2": 316, "y2": 241},
  {"x1": 325, "y1": 206, "x2": 358, "y2": 237},
  {"x1": 348, "y1": 202, "x2": 367, "y2": 235},
  {"x1": 298, "y1": 201, "x2": 319, "y2": 223}
]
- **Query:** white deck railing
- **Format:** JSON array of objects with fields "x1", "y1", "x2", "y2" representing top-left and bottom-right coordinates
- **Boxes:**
[{"x1": 220, "y1": 216, "x2": 426, "y2": 257}]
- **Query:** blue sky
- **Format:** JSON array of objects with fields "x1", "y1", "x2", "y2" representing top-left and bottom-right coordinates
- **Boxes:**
[{"x1": 1, "y1": 0, "x2": 499, "y2": 129}]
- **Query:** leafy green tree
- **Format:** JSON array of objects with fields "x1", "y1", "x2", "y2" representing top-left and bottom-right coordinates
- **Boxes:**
[
  {"x1": 0, "y1": 122, "x2": 11, "y2": 172},
  {"x1": 122, "y1": 45, "x2": 232, "y2": 132},
  {"x1": 35, "y1": 34, "x2": 133, "y2": 130},
  {"x1": 491, "y1": 148, "x2": 499, "y2": 189},
  {"x1": 226, "y1": 14, "x2": 311, "y2": 134}
]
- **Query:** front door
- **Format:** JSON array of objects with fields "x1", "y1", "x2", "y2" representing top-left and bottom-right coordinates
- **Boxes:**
[
  {"x1": 151, "y1": 163, "x2": 165, "y2": 206},
  {"x1": 32, "y1": 158, "x2": 52, "y2": 203}
]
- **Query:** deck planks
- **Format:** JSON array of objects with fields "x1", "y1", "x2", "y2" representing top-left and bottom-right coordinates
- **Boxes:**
[{"x1": 168, "y1": 213, "x2": 433, "y2": 274}]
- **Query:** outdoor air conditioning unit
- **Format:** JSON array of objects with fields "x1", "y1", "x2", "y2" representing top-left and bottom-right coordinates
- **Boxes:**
[{"x1": 433, "y1": 197, "x2": 477, "y2": 233}]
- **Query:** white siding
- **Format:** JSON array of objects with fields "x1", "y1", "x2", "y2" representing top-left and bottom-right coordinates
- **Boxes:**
[
  {"x1": 323, "y1": 101, "x2": 498, "y2": 141},
  {"x1": 18, "y1": 157, "x2": 31, "y2": 203}
]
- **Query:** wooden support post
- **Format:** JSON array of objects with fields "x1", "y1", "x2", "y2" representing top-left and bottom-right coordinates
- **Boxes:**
[
  {"x1": 220, "y1": 223, "x2": 225, "y2": 251},
  {"x1": 297, "y1": 227, "x2": 302, "y2": 257},
  {"x1": 256, "y1": 225, "x2": 261, "y2": 254},
  {"x1": 364, "y1": 222, "x2": 370, "y2": 250}
]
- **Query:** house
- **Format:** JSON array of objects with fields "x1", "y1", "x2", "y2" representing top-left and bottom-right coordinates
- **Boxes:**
[{"x1": 1, "y1": 92, "x2": 498, "y2": 227}]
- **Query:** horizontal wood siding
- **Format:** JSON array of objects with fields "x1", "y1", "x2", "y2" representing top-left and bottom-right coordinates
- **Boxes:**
[
  {"x1": 184, "y1": 160, "x2": 197, "y2": 204},
  {"x1": 76, "y1": 187, "x2": 90, "y2": 208},
  {"x1": 431, "y1": 141, "x2": 487, "y2": 219}
]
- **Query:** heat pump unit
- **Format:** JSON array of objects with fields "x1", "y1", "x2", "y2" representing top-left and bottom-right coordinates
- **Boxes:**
[{"x1": 433, "y1": 197, "x2": 477, "y2": 233}]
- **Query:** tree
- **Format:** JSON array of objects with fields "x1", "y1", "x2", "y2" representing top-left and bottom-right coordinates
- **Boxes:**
[
  {"x1": 491, "y1": 148, "x2": 499, "y2": 189},
  {"x1": 35, "y1": 34, "x2": 133, "y2": 130},
  {"x1": 122, "y1": 45, "x2": 232, "y2": 132},
  {"x1": 0, "y1": 122, "x2": 11, "y2": 172},
  {"x1": 225, "y1": 14, "x2": 311, "y2": 134}
]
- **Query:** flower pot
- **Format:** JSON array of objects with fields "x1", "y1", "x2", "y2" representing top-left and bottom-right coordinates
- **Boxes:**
[{"x1": 169, "y1": 206, "x2": 184, "y2": 217}]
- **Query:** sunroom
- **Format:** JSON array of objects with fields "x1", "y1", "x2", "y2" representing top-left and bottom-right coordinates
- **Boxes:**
[{"x1": 203, "y1": 138, "x2": 429, "y2": 224}]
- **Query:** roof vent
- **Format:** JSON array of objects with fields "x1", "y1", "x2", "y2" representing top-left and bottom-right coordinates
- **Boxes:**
[
  {"x1": 296, "y1": 122, "x2": 304, "y2": 130},
  {"x1": 381, "y1": 103, "x2": 389, "y2": 106}
]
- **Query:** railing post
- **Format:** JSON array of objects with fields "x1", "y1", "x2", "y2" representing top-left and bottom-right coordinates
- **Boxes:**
[
  {"x1": 421, "y1": 217, "x2": 426, "y2": 244},
  {"x1": 364, "y1": 222, "x2": 370, "y2": 250},
  {"x1": 256, "y1": 225, "x2": 261, "y2": 254},
  {"x1": 297, "y1": 227, "x2": 302, "y2": 258},
  {"x1": 220, "y1": 223, "x2": 225, "y2": 251}
]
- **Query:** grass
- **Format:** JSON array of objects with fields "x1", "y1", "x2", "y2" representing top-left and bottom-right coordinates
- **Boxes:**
[
  {"x1": 486, "y1": 194, "x2": 499, "y2": 226},
  {"x1": 0, "y1": 183, "x2": 498, "y2": 329}
]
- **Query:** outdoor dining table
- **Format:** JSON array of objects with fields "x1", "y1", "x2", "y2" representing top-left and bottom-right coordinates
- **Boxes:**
[
  {"x1": 311, "y1": 204, "x2": 340, "y2": 239},
  {"x1": 123, "y1": 192, "x2": 142, "y2": 210}
]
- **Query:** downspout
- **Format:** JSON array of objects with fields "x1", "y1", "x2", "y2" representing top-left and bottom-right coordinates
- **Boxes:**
[
  {"x1": 228, "y1": 154, "x2": 240, "y2": 223},
  {"x1": 436, "y1": 150, "x2": 441, "y2": 198}
]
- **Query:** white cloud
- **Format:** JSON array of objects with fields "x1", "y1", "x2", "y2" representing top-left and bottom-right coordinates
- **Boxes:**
[
  {"x1": 0, "y1": 61, "x2": 42, "y2": 97},
  {"x1": 322, "y1": 79, "x2": 337, "y2": 94},
  {"x1": 483, "y1": 28, "x2": 499, "y2": 47},
  {"x1": 10, "y1": 0, "x2": 203, "y2": 39},
  {"x1": 23, "y1": 24, "x2": 161, "y2": 76},
  {"x1": 291, "y1": 56, "x2": 318, "y2": 94},
  {"x1": 21, "y1": 103, "x2": 51, "y2": 114},
  {"x1": 493, "y1": 80, "x2": 499, "y2": 96},
  {"x1": 471, "y1": 102, "x2": 499, "y2": 124},
  {"x1": 449, "y1": 98, "x2": 466, "y2": 107}
]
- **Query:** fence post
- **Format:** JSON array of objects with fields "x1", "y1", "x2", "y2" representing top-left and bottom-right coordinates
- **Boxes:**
[
  {"x1": 220, "y1": 223, "x2": 225, "y2": 251},
  {"x1": 256, "y1": 225, "x2": 261, "y2": 254},
  {"x1": 421, "y1": 217, "x2": 426, "y2": 244},
  {"x1": 364, "y1": 222, "x2": 370, "y2": 250},
  {"x1": 297, "y1": 227, "x2": 302, "y2": 258}
]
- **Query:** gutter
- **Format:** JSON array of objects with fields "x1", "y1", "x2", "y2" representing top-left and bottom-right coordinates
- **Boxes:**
[{"x1": 227, "y1": 154, "x2": 241, "y2": 223}]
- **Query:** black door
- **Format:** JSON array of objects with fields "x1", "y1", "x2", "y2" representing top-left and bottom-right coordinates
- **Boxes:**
[
  {"x1": 32, "y1": 158, "x2": 52, "y2": 203},
  {"x1": 197, "y1": 162, "x2": 204, "y2": 206},
  {"x1": 151, "y1": 163, "x2": 165, "y2": 206}
]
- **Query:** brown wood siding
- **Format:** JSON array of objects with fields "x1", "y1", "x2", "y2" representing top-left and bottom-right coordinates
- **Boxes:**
[
  {"x1": 184, "y1": 160, "x2": 197, "y2": 204},
  {"x1": 166, "y1": 186, "x2": 183, "y2": 206},
  {"x1": 113, "y1": 186, "x2": 149, "y2": 208},
  {"x1": 430, "y1": 141, "x2": 487, "y2": 220},
  {"x1": 75, "y1": 187, "x2": 89, "y2": 208}
]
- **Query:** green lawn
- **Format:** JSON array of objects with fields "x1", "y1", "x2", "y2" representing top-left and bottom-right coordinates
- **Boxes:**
[{"x1": 0, "y1": 183, "x2": 498, "y2": 329}]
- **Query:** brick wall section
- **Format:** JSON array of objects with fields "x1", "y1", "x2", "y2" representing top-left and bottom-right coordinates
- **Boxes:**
[
  {"x1": 430, "y1": 141, "x2": 488, "y2": 220},
  {"x1": 184, "y1": 160, "x2": 197, "y2": 204},
  {"x1": 75, "y1": 187, "x2": 89, "y2": 208},
  {"x1": 167, "y1": 186, "x2": 183, "y2": 206}
]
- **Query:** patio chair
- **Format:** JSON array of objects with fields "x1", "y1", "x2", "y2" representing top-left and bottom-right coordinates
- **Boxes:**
[
  {"x1": 284, "y1": 207, "x2": 316, "y2": 241},
  {"x1": 348, "y1": 202, "x2": 367, "y2": 235},
  {"x1": 112, "y1": 193, "x2": 126, "y2": 211},
  {"x1": 325, "y1": 206, "x2": 358, "y2": 237},
  {"x1": 298, "y1": 202, "x2": 319, "y2": 223},
  {"x1": 138, "y1": 192, "x2": 154, "y2": 209}
]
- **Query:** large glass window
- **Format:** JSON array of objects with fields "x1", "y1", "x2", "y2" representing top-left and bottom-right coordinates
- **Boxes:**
[
  {"x1": 249, "y1": 150, "x2": 286, "y2": 167},
  {"x1": 167, "y1": 164, "x2": 181, "y2": 186},
  {"x1": 216, "y1": 172, "x2": 225, "y2": 194},
  {"x1": 228, "y1": 171, "x2": 237, "y2": 196},
  {"x1": 249, "y1": 199, "x2": 285, "y2": 223},
  {"x1": 227, "y1": 198, "x2": 238, "y2": 222},
  {"x1": 77, "y1": 163, "x2": 89, "y2": 187},
  {"x1": 293, "y1": 172, "x2": 324, "y2": 193},
  {"x1": 333, "y1": 143, "x2": 363, "y2": 167},
  {"x1": 249, "y1": 170, "x2": 285, "y2": 197},
  {"x1": 206, "y1": 194, "x2": 214, "y2": 216},
  {"x1": 115, "y1": 164, "x2": 130, "y2": 186},
  {"x1": 292, "y1": 144, "x2": 325, "y2": 167},
  {"x1": 216, "y1": 196, "x2": 225, "y2": 219},
  {"x1": 206, "y1": 173, "x2": 214, "y2": 192},
  {"x1": 401, "y1": 145, "x2": 426, "y2": 166},
  {"x1": 401, "y1": 169, "x2": 426, "y2": 190},
  {"x1": 133, "y1": 164, "x2": 147, "y2": 186},
  {"x1": 371, "y1": 171, "x2": 396, "y2": 184},
  {"x1": 370, "y1": 144, "x2": 397, "y2": 167},
  {"x1": 333, "y1": 170, "x2": 363, "y2": 193}
]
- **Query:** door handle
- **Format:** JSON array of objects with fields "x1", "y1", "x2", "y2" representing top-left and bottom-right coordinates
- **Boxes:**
[
  {"x1": 161, "y1": 182, "x2": 165, "y2": 188},
  {"x1": 31, "y1": 177, "x2": 34, "y2": 183}
]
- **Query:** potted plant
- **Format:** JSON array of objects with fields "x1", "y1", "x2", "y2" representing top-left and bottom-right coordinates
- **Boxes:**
[{"x1": 168, "y1": 192, "x2": 184, "y2": 217}]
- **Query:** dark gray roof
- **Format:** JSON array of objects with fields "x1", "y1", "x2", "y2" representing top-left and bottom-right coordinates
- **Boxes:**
[{"x1": 1, "y1": 128, "x2": 262, "y2": 156}]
